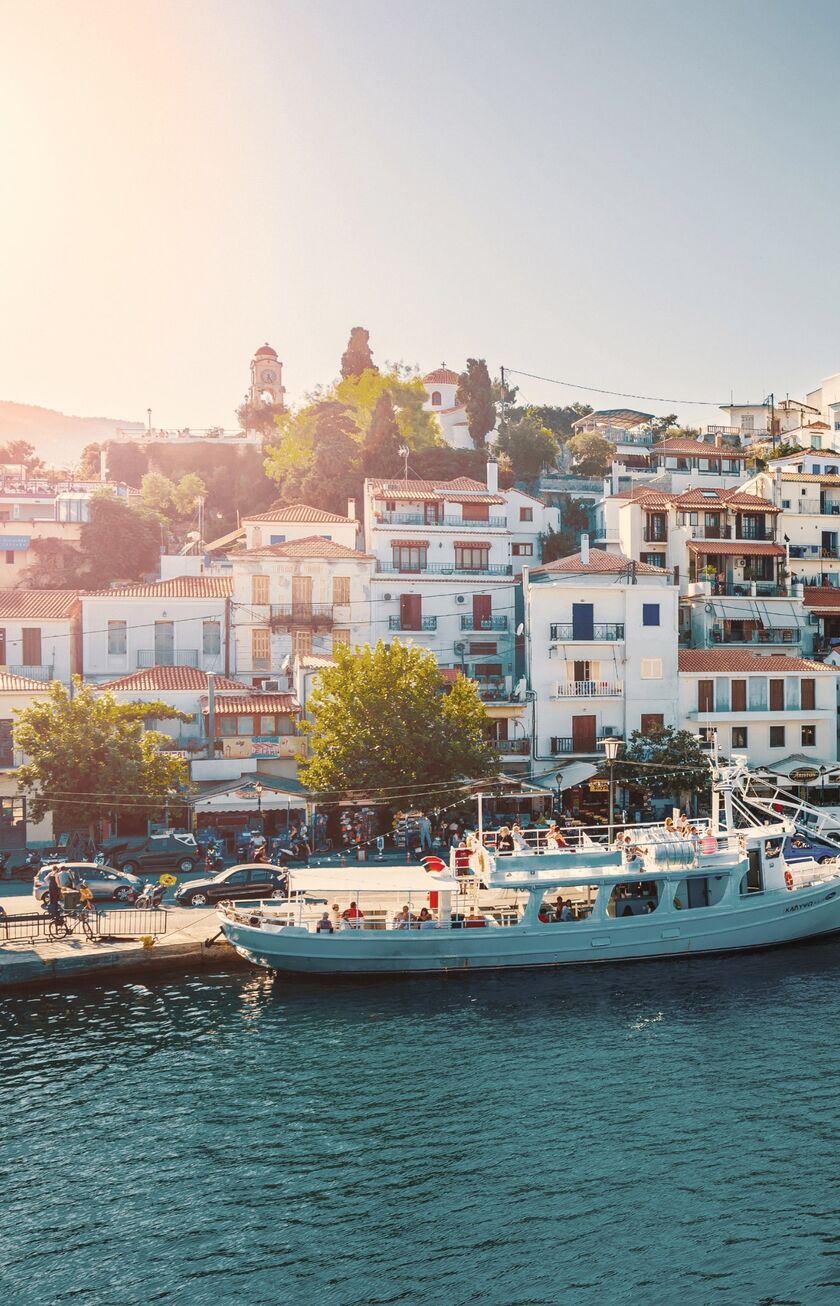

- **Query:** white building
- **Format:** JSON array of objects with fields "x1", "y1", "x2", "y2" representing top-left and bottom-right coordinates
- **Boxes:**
[
  {"x1": 525, "y1": 545, "x2": 680, "y2": 776},
  {"x1": 82, "y1": 576, "x2": 232, "y2": 682},
  {"x1": 678, "y1": 649, "x2": 838, "y2": 774},
  {"x1": 745, "y1": 465, "x2": 840, "y2": 591},
  {"x1": 0, "y1": 671, "x2": 53, "y2": 849},
  {"x1": 0, "y1": 589, "x2": 82, "y2": 683},
  {"x1": 241, "y1": 503, "x2": 359, "y2": 552},
  {"x1": 422, "y1": 366, "x2": 472, "y2": 449}
]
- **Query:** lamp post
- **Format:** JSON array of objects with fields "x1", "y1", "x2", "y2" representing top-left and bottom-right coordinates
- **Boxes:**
[
  {"x1": 819, "y1": 765, "x2": 827, "y2": 805},
  {"x1": 601, "y1": 736, "x2": 622, "y2": 844},
  {"x1": 254, "y1": 780, "x2": 263, "y2": 832}
]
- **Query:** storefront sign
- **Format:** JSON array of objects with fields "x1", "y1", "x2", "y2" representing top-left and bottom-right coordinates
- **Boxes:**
[
  {"x1": 790, "y1": 767, "x2": 819, "y2": 781},
  {"x1": 588, "y1": 778, "x2": 609, "y2": 792}
]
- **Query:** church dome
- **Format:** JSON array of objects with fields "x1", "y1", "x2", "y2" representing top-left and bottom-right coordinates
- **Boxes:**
[{"x1": 254, "y1": 343, "x2": 278, "y2": 359}]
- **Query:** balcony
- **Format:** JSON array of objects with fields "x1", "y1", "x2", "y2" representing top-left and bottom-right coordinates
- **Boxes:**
[
  {"x1": 789, "y1": 544, "x2": 840, "y2": 560},
  {"x1": 553, "y1": 680, "x2": 623, "y2": 698},
  {"x1": 388, "y1": 615, "x2": 438, "y2": 631},
  {"x1": 377, "y1": 563, "x2": 513, "y2": 577},
  {"x1": 375, "y1": 512, "x2": 506, "y2": 529},
  {"x1": 137, "y1": 649, "x2": 198, "y2": 668},
  {"x1": 491, "y1": 738, "x2": 530, "y2": 755},
  {"x1": 8, "y1": 663, "x2": 54, "y2": 681},
  {"x1": 460, "y1": 615, "x2": 509, "y2": 631},
  {"x1": 643, "y1": 530, "x2": 668, "y2": 543},
  {"x1": 689, "y1": 524, "x2": 732, "y2": 540},
  {"x1": 270, "y1": 604, "x2": 334, "y2": 630},
  {"x1": 549, "y1": 623, "x2": 624, "y2": 641},
  {"x1": 709, "y1": 626, "x2": 799, "y2": 646},
  {"x1": 551, "y1": 734, "x2": 617, "y2": 754}
]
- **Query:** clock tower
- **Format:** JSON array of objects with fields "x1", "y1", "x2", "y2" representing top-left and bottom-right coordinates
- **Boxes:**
[{"x1": 249, "y1": 343, "x2": 286, "y2": 409}]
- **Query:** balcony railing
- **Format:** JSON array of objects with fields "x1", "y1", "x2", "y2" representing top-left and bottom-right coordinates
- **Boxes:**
[
  {"x1": 549, "y1": 623, "x2": 624, "y2": 641},
  {"x1": 137, "y1": 649, "x2": 198, "y2": 668},
  {"x1": 643, "y1": 529, "x2": 668, "y2": 543},
  {"x1": 8, "y1": 663, "x2": 53, "y2": 681},
  {"x1": 270, "y1": 604, "x2": 334, "y2": 629},
  {"x1": 689, "y1": 524, "x2": 732, "y2": 540},
  {"x1": 377, "y1": 563, "x2": 513, "y2": 577},
  {"x1": 709, "y1": 626, "x2": 799, "y2": 645},
  {"x1": 551, "y1": 733, "x2": 617, "y2": 754},
  {"x1": 460, "y1": 615, "x2": 509, "y2": 631},
  {"x1": 789, "y1": 544, "x2": 840, "y2": 559},
  {"x1": 491, "y1": 738, "x2": 530, "y2": 755},
  {"x1": 375, "y1": 513, "x2": 506, "y2": 529},
  {"x1": 388, "y1": 615, "x2": 438, "y2": 631},
  {"x1": 553, "y1": 680, "x2": 623, "y2": 698}
]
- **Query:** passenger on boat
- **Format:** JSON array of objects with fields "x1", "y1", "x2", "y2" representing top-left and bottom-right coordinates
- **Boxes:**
[
  {"x1": 342, "y1": 901, "x2": 365, "y2": 928},
  {"x1": 465, "y1": 908, "x2": 486, "y2": 928},
  {"x1": 559, "y1": 900, "x2": 575, "y2": 922},
  {"x1": 511, "y1": 822, "x2": 530, "y2": 852},
  {"x1": 330, "y1": 902, "x2": 341, "y2": 930},
  {"x1": 315, "y1": 913, "x2": 334, "y2": 934},
  {"x1": 496, "y1": 826, "x2": 515, "y2": 855},
  {"x1": 417, "y1": 907, "x2": 438, "y2": 929},
  {"x1": 538, "y1": 902, "x2": 553, "y2": 923},
  {"x1": 393, "y1": 905, "x2": 411, "y2": 929},
  {"x1": 545, "y1": 823, "x2": 569, "y2": 850}
]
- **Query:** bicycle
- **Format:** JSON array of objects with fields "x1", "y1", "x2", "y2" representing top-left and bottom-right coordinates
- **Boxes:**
[{"x1": 46, "y1": 905, "x2": 98, "y2": 943}]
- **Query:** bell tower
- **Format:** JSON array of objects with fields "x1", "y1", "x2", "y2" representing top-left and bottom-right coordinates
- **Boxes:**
[{"x1": 249, "y1": 343, "x2": 286, "y2": 409}]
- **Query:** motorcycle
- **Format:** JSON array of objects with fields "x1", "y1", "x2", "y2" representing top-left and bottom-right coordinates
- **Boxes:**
[
  {"x1": 134, "y1": 878, "x2": 170, "y2": 909},
  {"x1": 203, "y1": 841, "x2": 225, "y2": 872}
]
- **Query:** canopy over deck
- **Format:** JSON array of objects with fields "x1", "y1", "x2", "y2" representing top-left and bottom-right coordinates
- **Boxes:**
[{"x1": 287, "y1": 867, "x2": 461, "y2": 895}]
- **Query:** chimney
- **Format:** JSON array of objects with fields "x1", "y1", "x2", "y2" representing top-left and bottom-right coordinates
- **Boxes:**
[
  {"x1": 715, "y1": 434, "x2": 722, "y2": 448},
  {"x1": 99, "y1": 448, "x2": 108, "y2": 482},
  {"x1": 486, "y1": 461, "x2": 499, "y2": 493},
  {"x1": 773, "y1": 466, "x2": 782, "y2": 507},
  {"x1": 581, "y1": 532, "x2": 590, "y2": 565},
  {"x1": 347, "y1": 497, "x2": 356, "y2": 521}
]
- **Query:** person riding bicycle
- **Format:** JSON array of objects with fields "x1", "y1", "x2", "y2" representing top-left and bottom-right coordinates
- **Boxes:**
[{"x1": 46, "y1": 867, "x2": 62, "y2": 919}]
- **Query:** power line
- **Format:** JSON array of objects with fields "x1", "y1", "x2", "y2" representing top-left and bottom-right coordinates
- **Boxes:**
[{"x1": 505, "y1": 366, "x2": 725, "y2": 409}]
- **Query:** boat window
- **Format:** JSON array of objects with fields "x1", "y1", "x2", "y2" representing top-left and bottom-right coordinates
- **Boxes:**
[
  {"x1": 673, "y1": 875, "x2": 727, "y2": 909},
  {"x1": 537, "y1": 887, "x2": 599, "y2": 922},
  {"x1": 606, "y1": 882, "x2": 660, "y2": 918},
  {"x1": 740, "y1": 848, "x2": 765, "y2": 896}
]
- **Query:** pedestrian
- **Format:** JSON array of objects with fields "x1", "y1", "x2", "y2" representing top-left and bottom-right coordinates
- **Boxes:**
[
  {"x1": 418, "y1": 812, "x2": 432, "y2": 851},
  {"x1": 46, "y1": 867, "x2": 62, "y2": 918}
]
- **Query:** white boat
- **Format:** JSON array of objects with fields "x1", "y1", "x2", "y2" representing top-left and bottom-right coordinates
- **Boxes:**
[{"x1": 217, "y1": 759, "x2": 840, "y2": 977}]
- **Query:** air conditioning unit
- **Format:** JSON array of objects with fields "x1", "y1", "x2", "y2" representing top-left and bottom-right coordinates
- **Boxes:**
[
  {"x1": 454, "y1": 641, "x2": 466, "y2": 655},
  {"x1": 262, "y1": 678, "x2": 281, "y2": 691},
  {"x1": 808, "y1": 612, "x2": 820, "y2": 625},
  {"x1": 455, "y1": 595, "x2": 466, "y2": 604},
  {"x1": 382, "y1": 592, "x2": 392, "y2": 601},
  {"x1": 735, "y1": 557, "x2": 746, "y2": 568}
]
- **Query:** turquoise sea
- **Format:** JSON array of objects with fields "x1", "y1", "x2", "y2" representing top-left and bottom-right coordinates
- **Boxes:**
[{"x1": 2, "y1": 945, "x2": 839, "y2": 1305}]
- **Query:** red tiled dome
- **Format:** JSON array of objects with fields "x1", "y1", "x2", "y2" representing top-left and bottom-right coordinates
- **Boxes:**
[{"x1": 254, "y1": 343, "x2": 278, "y2": 359}]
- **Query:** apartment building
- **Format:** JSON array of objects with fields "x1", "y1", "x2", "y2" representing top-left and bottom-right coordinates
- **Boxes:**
[
  {"x1": 241, "y1": 503, "x2": 359, "y2": 552},
  {"x1": 678, "y1": 649, "x2": 838, "y2": 774},
  {"x1": 0, "y1": 589, "x2": 82, "y2": 683},
  {"x1": 82, "y1": 576, "x2": 232, "y2": 681},
  {"x1": 745, "y1": 465, "x2": 840, "y2": 589},
  {"x1": 0, "y1": 671, "x2": 52, "y2": 849},
  {"x1": 231, "y1": 537, "x2": 373, "y2": 680},
  {"x1": 525, "y1": 546, "x2": 679, "y2": 779},
  {"x1": 0, "y1": 478, "x2": 130, "y2": 584}
]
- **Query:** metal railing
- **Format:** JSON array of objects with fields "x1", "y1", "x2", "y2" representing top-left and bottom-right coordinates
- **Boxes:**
[
  {"x1": 137, "y1": 649, "x2": 198, "y2": 668},
  {"x1": 553, "y1": 680, "x2": 623, "y2": 698},
  {"x1": 377, "y1": 563, "x2": 513, "y2": 576},
  {"x1": 709, "y1": 626, "x2": 799, "y2": 645},
  {"x1": 96, "y1": 910, "x2": 169, "y2": 938},
  {"x1": 551, "y1": 734, "x2": 617, "y2": 754},
  {"x1": 8, "y1": 664, "x2": 53, "y2": 680},
  {"x1": 549, "y1": 623, "x2": 624, "y2": 641},
  {"x1": 460, "y1": 615, "x2": 509, "y2": 631},
  {"x1": 643, "y1": 530, "x2": 668, "y2": 543},
  {"x1": 376, "y1": 513, "x2": 507, "y2": 528},
  {"x1": 490, "y1": 738, "x2": 530, "y2": 754},
  {"x1": 388, "y1": 615, "x2": 438, "y2": 631},
  {"x1": 270, "y1": 604, "x2": 334, "y2": 628}
]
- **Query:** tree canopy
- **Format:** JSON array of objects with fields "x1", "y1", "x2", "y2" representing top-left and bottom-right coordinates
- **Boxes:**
[
  {"x1": 18, "y1": 492, "x2": 162, "y2": 589},
  {"x1": 0, "y1": 439, "x2": 43, "y2": 471},
  {"x1": 140, "y1": 471, "x2": 207, "y2": 527},
  {"x1": 299, "y1": 641, "x2": 496, "y2": 797},
  {"x1": 494, "y1": 411, "x2": 560, "y2": 484},
  {"x1": 505, "y1": 403, "x2": 592, "y2": 442},
  {"x1": 598, "y1": 726, "x2": 711, "y2": 801},
  {"x1": 14, "y1": 679, "x2": 191, "y2": 836},
  {"x1": 456, "y1": 358, "x2": 496, "y2": 449},
  {"x1": 341, "y1": 326, "x2": 377, "y2": 379},
  {"x1": 566, "y1": 430, "x2": 613, "y2": 477}
]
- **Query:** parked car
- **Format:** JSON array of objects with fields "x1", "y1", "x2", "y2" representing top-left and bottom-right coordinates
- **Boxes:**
[
  {"x1": 174, "y1": 863, "x2": 286, "y2": 907},
  {"x1": 783, "y1": 833, "x2": 839, "y2": 865},
  {"x1": 32, "y1": 862, "x2": 142, "y2": 905},
  {"x1": 101, "y1": 833, "x2": 200, "y2": 877}
]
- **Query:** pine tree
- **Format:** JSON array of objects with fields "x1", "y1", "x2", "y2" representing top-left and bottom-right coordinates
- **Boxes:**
[
  {"x1": 456, "y1": 359, "x2": 496, "y2": 449},
  {"x1": 362, "y1": 392, "x2": 403, "y2": 477},
  {"x1": 340, "y1": 327, "x2": 377, "y2": 379}
]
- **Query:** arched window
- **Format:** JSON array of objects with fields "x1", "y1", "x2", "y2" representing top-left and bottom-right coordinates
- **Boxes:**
[{"x1": 431, "y1": 391, "x2": 442, "y2": 406}]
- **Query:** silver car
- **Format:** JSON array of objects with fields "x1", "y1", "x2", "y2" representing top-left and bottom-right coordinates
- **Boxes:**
[{"x1": 33, "y1": 862, "x2": 142, "y2": 905}]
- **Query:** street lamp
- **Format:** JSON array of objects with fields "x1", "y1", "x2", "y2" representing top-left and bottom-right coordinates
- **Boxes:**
[
  {"x1": 601, "y1": 736, "x2": 622, "y2": 844},
  {"x1": 819, "y1": 765, "x2": 828, "y2": 805},
  {"x1": 254, "y1": 781, "x2": 263, "y2": 831}
]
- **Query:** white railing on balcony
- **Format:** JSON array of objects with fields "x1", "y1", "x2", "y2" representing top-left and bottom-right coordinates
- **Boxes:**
[
  {"x1": 553, "y1": 680, "x2": 623, "y2": 698},
  {"x1": 8, "y1": 664, "x2": 53, "y2": 681}
]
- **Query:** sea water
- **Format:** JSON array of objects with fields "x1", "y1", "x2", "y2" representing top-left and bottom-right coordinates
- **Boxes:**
[{"x1": 2, "y1": 945, "x2": 838, "y2": 1305}]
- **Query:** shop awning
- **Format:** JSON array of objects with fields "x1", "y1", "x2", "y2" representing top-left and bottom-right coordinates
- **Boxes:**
[
  {"x1": 193, "y1": 778, "x2": 310, "y2": 813},
  {"x1": 755, "y1": 754, "x2": 836, "y2": 784},
  {"x1": 556, "y1": 761, "x2": 599, "y2": 790},
  {"x1": 687, "y1": 540, "x2": 785, "y2": 556}
]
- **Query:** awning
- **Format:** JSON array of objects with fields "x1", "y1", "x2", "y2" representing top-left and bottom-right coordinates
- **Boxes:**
[
  {"x1": 757, "y1": 601, "x2": 802, "y2": 630},
  {"x1": 687, "y1": 541, "x2": 784, "y2": 556},
  {"x1": 556, "y1": 761, "x2": 599, "y2": 790},
  {"x1": 288, "y1": 867, "x2": 460, "y2": 895},
  {"x1": 193, "y1": 778, "x2": 309, "y2": 813},
  {"x1": 454, "y1": 540, "x2": 490, "y2": 548},
  {"x1": 708, "y1": 599, "x2": 757, "y2": 620},
  {"x1": 757, "y1": 754, "x2": 828, "y2": 782},
  {"x1": 0, "y1": 536, "x2": 31, "y2": 551},
  {"x1": 390, "y1": 539, "x2": 428, "y2": 548}
]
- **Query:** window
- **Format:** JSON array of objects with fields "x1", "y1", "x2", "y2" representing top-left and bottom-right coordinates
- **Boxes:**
[
  {"x1": 511, "y1": 542, "x2": 533, "y2": 556},
  {"x1": 332, "y1": 629, "x2": 351, "y2": 647},
  {"x1": 107, "y1": 620, "x2": 127, "y2": 656},
  {"x1": 430, "y1": 390, "x2": 441, "y2": 406},
  {"x1": 21, "y1": 628, "x2": 41, "y2": 666},
  {"x1": 731, "y1": 679, "x2": 747, "y2": 711},
  {"x1": 640, "y1": 553, "x2": 665, "y2": 568},
  {"x1": 698, "y1": 680, "x2": 714, "y2": 712},
  {"x1": 740, "y1": 415, "x2": 754, "y2": 432},
  {"x1": 202, "y1": 620, "x2": 221, "y2": 657},
  {"x1": 252, "y1": 575, "x2": 269, "y2": 605},
  {"x1": 5, "y1": 551, "x2": 13, "y2": 565},
  {"x1": 332, "y1": 576, "x2": 350, "y2": 606},
  {"x1": 220, "y1": 716, "x2": 236, "y2": 737},
  {"x1": 292, "y1": 629, "x2": 313, "y2": 657},
  {"x1": 573, "y1": 659, "x2": 593, "y2": 682},
  {"x1": 769, "y1": 726, "x2": 785, "y2": 747},
  {"x1": 641, "y1": 713, "x2": 664, "y2": 734},
  {"x1": 237, "y1": 715, "x2": 255, "y2": 736},
  {"x1": 392, "y1": 544, "x2": 427, "y2": 573},
  {"x1": 801, "y1": 678, "x2": 815, "y2": 710},
  {"x1": 0, "y1": 719, "x2": 13, "y2": 768},
  {"x1": 802, "y1": 725, "x2": 816, "y2": 747},
  {"x1": 269, "y1": 534, "x2": 286, "y2": 545},
  {"x1": 251, "y1": 627, "x2": 271, "y2": 669},
  {"x1": 640, "y1": 658, "x2": 663, "y2": 679},
  {"x1": 455, "y1": 545, "x2": 489, "y2": 571},
  {"x1": 519, "y1": 506, "x2": 534, "y2": 522},
  {"x1": 642, "y1": 604, "x2": 660, "y2": 627},
  {"x1": 732, "y1": 727, "x2": 748, "y2": 749},
  {"x1": 259, "y1": 715, "x2": 276, "y2": 735}
]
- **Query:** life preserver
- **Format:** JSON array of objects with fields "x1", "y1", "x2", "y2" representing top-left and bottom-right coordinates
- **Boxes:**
[
  {"x1": 784, "y1": 870, "x2": 794, "y2": 891},
  {"x1": 421, "y1": 856, "x2": 447, "y2": 874}
]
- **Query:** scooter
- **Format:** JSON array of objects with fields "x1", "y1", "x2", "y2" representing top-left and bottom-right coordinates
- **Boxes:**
[
  {"x1": 203, "y1": 841, "x2": 224, "y2": 872},
  {"x1": 134, "y1": 880, "x2": 167, "y2": 909}
]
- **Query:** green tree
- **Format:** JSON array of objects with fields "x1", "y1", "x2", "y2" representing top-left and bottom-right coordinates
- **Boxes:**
[
  {"x1": 80, "y1": 493, "x2": 162, "y2": 587},
  {"x1": 341, "y1": 326, "x2": 377, "y2": 379},
  {"x1": 140, "y1": 471, "x2": 176, "y2": 518},
  {"x1": 103, "y1": 441, "x2": 149, "y2": 488},
  {"x1": 566, "y1": 430, "x2": 613, "y2": 477},
  {"x1": 18, "y1": 539, "x2": 86, "y2": 589},
  {"x1": 14, "y1": 679, "x2": 191, "y2": 837},
  {"x1": 540, "y1": 496, "x2": 591, "y2": 562},
  {"x1": 456, "y1": 358, "x2": 496, "y2": 449},
  {"x1": 599, "y1": 726, "x2": 711, "y2": 808},
  {"x1": 236, "y1": 399, "x2": 287, "y2": 438},
  {"x1": 649, "y1": 414, "x2": 679, "y2": 440},
  {"x1": 300, "y1": 642, "x2": 495, "y2": 795},
  {"x1": 78, "y1": 442, "x2": 103, "y2": 479},
  {"x1": 494, "y1": 411, "x2": 560, "y2": 484},
  {"x1": 0, "y1": 439, "x2": 43, "y2": 471},
  {"x1": 294, "y1": 403, "x2": 363, "y2": 516},
  {"x1": 505, "y1": 402, "x2": 592, "y2": 442},
  {"x1": 362, "y1": 392, "x2": 403, "y2": 477}
]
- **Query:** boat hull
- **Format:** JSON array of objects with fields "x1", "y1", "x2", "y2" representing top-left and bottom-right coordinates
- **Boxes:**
[{"x1": 220, "y1": 881, "x2": 840, "y2": 977}]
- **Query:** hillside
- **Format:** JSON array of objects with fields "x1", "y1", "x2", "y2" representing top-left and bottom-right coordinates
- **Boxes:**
[{"x1": 0, "y1": 400, "x2": 143, "y2": 467}]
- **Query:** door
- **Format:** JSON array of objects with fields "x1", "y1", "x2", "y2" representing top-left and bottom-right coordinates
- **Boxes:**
[
  {"x1": 472, "y1": 594, "x2": 492, "y2": 631},
  {"x1": 154, "y1": 621, "x2": 175, "y2": 666},
  {"x1": 400, "y1": 593, "x2": 421, "y2": 630},
  {"x1": 22, "y1": 627, "x2": 42, "y2": 667},
  {"x1": 572, "y1": 603, "x2": 594, "y2": 640},
  {"x1": 801, "y1": 678, "x2": 815, "y2": 709},
  {"x1": 731, "y1": 679, "x2": 747, "y2": 711},
  {"x1": 216, "y1": 868, "x2": 249, "y2": 901},
  {"x1": 292, "y1": 575, "x2": 313, "y2": 618},
  {"x1": 698, "y1": 680, "x2": 714, "y2": 712},
  {"x1": 769, "y1": 679, "x2": 784, "y2": 711},
  {"x1": 572, "y1": 716, "x2": 597, "y2": 752}
]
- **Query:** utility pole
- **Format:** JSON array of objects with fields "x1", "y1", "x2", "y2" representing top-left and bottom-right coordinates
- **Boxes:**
[
  {"x1": 500, "y1": 364, "x2": 508, "y2": 432},
  {"x1": 768, "y1": 393, "x2": 776, "y2": 452}
]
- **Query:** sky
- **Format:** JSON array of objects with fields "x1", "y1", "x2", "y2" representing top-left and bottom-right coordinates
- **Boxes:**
[{"x1": 1, "y1": 0, "x2": 839, "y2": 431}]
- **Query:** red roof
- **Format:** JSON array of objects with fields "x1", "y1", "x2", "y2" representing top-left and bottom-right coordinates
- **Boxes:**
[
  {"x1": 802, "y1": 587, "x2": 840, "y2": 613},
  {"x1": 0, "y1": 589, "x2": 81, "y2": 619},
  {"x1": 673, "y1": 488, "x2": 779, "y2": 512},
  {"x1": 686, "y1": 540, "x2": 784, "y2": 556},
  {"x1": 679, "y1": 650, "x2": 832, "y2": 674},
  {"x1": 254, "y1": 343, "x2": 278, "y2": 359},
  {"x1": 424, "y1": 366, "x2": 461, "y2": 385},
  {"x1": 533, "y1": 549, "x2": 670, "y2": 576},
  {"x1": 0, "y1": 671, "x2": 52, "y2": 692},
  {"x1": 242, "y1": 536, "x2": 372, "y2": 560},
  {"x1": 245, "y1": 503, "x2": 356, "y2": 524},
  {"x1": 86, "y1": 576, "x2": 233, "y2": 599},
  {"x1": 611, "y1": 487, "x2": 675, "y2": 507},
  {"x1": 200, "y1": 694, "x2": 298, "y2": 715},
  {"x1": 654, "y1": 439, "x2": 750, "y2": 458},
  {"x1": 369, "y1": 476, "x2": 504, "y2": 505},
  {"x1": 99, "y1": 667, "x2": 247, "y2": 692}
]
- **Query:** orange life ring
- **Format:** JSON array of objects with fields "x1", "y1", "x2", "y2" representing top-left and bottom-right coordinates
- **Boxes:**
[{"x1": 784, "y1": 870, "x2": 794, "y2": 891}]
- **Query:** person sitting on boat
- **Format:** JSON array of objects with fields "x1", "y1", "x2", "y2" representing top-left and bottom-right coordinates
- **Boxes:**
[
  {"x1": 664, "y1": 816, "x2": 675, "y2": 835},
  {"x1": 465, "y1": 908, "x2": 486, "y2": 928},
  {"x1": 393, "y1": 905, "x2": 411, "y2": 929},
  {"x1": 538, "y1": 901, "x2": 553, "y2": 923},
  {"x1": 511, "y1": 822, "x2": 530, "y2": 852},
  {"x1": 545, "y1": 823, "x2": 569, "y2": 850},
  {"x1": 330, "y1": 902, "x2": 341, "y2": 930},
  {"x1": 417, "y1": 907, "x2": 438, "y2": 930},
  {"x1": 496, "y1": 826, "x2": 515, "y2": 855},
  {"x1": 559, "y1": 899, "x2": 575, "y2": 922},
  {"x1": 315, "y1": 912, "x2": 334, "y2": 934},
  {"x1": 342, "y1": 901, "x2": 365, "y2": 929}
]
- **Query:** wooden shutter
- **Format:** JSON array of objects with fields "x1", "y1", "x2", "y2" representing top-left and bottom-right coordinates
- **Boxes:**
[
  {"x1": 769, "y1": 679, "x2": 784, "y2": 711},
  {"x1": 698, "y1": 680, "x2": 714, "y2": 712},
  {"x1": 572, "y1": 716, "x2": 597, "y2": 751},
  {"x1": 21, "y1": 628, "x2": 41, "y2": 666},
  {"x1": 400, "y1": 594, "x2": 421, "y2": 630},
  {"x1": 472, "y1": 594, "x2": 492, "y2": 628},
  {"x1": 252, "y1": 575, "x2": 269, "y2": 605},
  {"x1": 641, "y1": 713, "x2": 664, "y2": 735},
  {"x1": 801, "y1": 678, "x2": 815, "y2": 710},
  {"x1": 731, "y1": 679, "x2": 747, "y2": 711}
]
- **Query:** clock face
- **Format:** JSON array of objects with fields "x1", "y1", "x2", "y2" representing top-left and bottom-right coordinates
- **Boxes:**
[{"x1": 262, "y1": 369, "x2": 276, "y2": 383}]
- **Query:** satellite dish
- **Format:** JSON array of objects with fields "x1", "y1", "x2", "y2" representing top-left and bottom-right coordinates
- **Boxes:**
[
  {"x1": 516, "y1": 623, "x2": 524, "y2": 637},
  {"x1": 513, "y1": 677, "x2": 527, "y2": 699}
]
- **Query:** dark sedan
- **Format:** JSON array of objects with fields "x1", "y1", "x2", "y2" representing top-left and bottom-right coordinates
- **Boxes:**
[{"x1": 173, "y1": 863, "x2": 286, "y2": 907}]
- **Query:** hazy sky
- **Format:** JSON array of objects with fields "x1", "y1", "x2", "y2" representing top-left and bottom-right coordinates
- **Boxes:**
[{"x1": 1, "y1": 0, "x2": 839, "y2": 430}]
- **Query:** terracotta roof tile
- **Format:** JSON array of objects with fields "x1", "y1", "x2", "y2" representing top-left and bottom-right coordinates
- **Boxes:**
[
  {"x1": 779, "y1": 472, "x2": 840, "y2": 485},
  {"x1": 673, "y1": 488, "x2": 779, "y2": 512},
  {"x1": 424, "y1": 367, "x2": 461, "y2": 384},
  {"x1": 241, "y1": 537, "x2": 372, "y2": 560},
  {"x1": 686, "y1": 540, "x2": 784, "y2": 556},
  {"x1": 244, "y1": 503, "x2": 356, "y2": 524},
  {"x1": 0, "y1": 671, "x2": 52, "y2": 692},
  {"x1": 802, "y1": 587, "x2": 840, "y2": 612},
  {"x1": 369, "y1": 476, "x2": 505, "y2": 505},
  {"x1": 86, "y1": 576, "x2": 232, "y2": 599},
  {"x1": 200, "y1": 694, "x2": 299, "y2": 715},
  {"x1": 654, "y1": 438, "x2": 750, "y2": 457},
  {"x1": 532, "y1": 549, "x2": 670, "y2": 577},
  {"x1": 0, "y1": 589, "x2": 81, "y2": 620},
  {"x1": 99, "y1": 667, "x2": 246, "y2": 692},
  {"x1": 679, "y1": 650, "x2": 832, "y2": 674}
]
